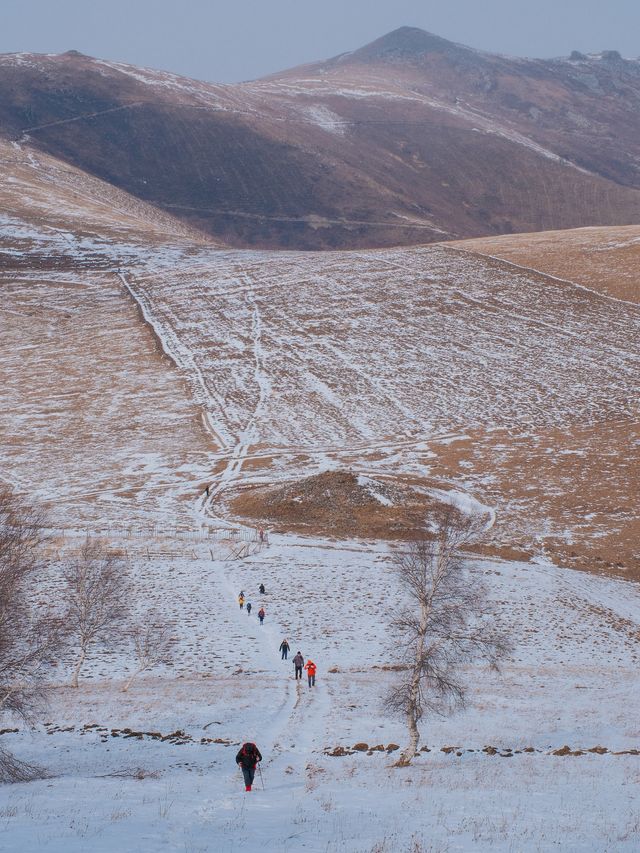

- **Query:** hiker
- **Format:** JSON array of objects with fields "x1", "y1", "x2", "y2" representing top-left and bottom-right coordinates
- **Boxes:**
[
  {"x1": 235, "y1": 742, "x2": 262, "y2": 792},
  {"x1": 279, "y1": 638, "x2": 290, "y2": 660},
  {"x1": 238, "y1": 593, "x2": 245, "y2": 610},
  {"x1": 258, "y1": 607, "x2": 265, "y2": 625},
  {"x1": 246, "y1": 601, "x2": 252, "y2": 615},
  {"x1": 259, "y1": 583, "x2": 266, "y2": 595},
  {"x1": 293, "y1": 651, "x2": 304, "y2": 680},
  {"x1": 205, "y1": 484, "x2": 210, "y2": 497},
  {"x1": 258, "y1": 528, "x2": 265, "y2": 543},
  {"x1": 304, "y1": 659, "x2": 317, "y2": 688}
]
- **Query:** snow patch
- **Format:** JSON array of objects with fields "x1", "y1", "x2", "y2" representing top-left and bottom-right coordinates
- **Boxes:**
[{"x1": 301, "y1": 104, "x2": 347, "y2": 135}]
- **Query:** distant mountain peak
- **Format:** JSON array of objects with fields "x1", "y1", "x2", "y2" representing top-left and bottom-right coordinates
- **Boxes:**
[
  {"x1": 60, "y1": 49, "x2": 93, "y2": 60},
  {"x1": 341, "y1": 26, "x2": 475, "y2": 65}
]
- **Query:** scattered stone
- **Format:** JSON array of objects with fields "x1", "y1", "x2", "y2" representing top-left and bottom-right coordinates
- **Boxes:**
[
  {"x1": 553, "y1": 745, "x2": 571, "y2": 756},
  {"x1": 325, "y1": 746, "x2": 354, "y2": 757},
  {"x1": 352, "y1": 742, "x2": 369, "y2": 751}
]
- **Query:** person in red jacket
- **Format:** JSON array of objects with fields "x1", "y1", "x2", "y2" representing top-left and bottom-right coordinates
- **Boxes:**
[
  {"x1": 258, "y1": 607, "x2": 265, "y2": 625},
  {"x1": 235, "y1": 742, "x2": 262, "y2": 791},
  {"x1": 304, "y1": 659, "x2": 317, "y2": 687}
]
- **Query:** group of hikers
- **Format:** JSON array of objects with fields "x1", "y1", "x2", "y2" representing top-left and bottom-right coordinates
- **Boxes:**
[
  {"x1": 278, "y1": 639, "x2": 316, "y2": 686},
  {"x1": 238, "y1": 588, "x2": 266, "y2": 624},
  {"x1": 234, "y1": 582, "x2": 318, "y2": 791}
]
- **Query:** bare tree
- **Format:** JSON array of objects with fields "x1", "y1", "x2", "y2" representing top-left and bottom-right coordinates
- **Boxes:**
[
  {"x1": 122, "y1": 614, "x2": 175, "y2": 692},
  {"x1": 63, "y1": 539, "x2": 129, "y2": 688},
  {"x1": 386, "y1": 506, "x2": 508, "y2": 766},
  {"x1": 0, "y1": 488, "x2": 61, "y2": 780}
]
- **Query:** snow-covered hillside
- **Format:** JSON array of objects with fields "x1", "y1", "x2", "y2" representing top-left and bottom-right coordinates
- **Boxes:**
[
  {"x1": 1, "y1": 535, "x2": 639, "y2": 851},
  {"x1": 1, "y1": 156, "x2": 639, "y2": 850}
]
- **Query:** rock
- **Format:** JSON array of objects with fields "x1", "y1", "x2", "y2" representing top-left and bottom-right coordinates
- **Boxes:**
[
  {"x1": 325, "y1": 746, "x2": 354, "y2": 757},
  {"x1": 352, "y1": 742, "x2": 369, "y2": 751}
]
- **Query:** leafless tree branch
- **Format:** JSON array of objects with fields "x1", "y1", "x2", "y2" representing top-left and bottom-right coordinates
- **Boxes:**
[
  {"x1": 385, "y1": 505, "x2": 510, "y2": 766},
  {"x1": 62, "y1": 539, "x2": 130, "y2": 688},
  {"x1": 122, "y1": 614, "x2": 175, "y2": 692},
  {"x1": 0, "y1": 488, "x2": 63, "y2": 779}
]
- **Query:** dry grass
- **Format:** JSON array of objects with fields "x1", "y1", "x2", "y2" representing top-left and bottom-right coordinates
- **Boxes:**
[{"x1": 455, "y1": 224, "x2": 640, "y2": 304}]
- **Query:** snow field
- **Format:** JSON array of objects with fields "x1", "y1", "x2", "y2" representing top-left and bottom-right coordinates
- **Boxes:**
[{"x1": 1, "y1": 535, "x2": 639, "y2": 851}]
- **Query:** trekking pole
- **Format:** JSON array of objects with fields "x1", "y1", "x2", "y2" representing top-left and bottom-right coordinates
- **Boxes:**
[{"x1": 258, "y1": 762, "x2": 265, "y2": 790}]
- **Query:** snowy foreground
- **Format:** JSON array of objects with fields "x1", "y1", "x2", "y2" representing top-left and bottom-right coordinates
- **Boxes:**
[{"x1": 1, "y1": 534, "x2": 639, "y2": 852}]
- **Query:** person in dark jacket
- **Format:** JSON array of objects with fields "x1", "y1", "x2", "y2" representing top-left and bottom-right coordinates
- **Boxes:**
[
  {"x1": 246, "y1": 602, "x2": 252, "y2": 615},
  {"x1": 259, "y1": 583, "x2": 266, "y2": 594},
  {"x1": 236, "y1": 742, "x2": 262, "y2": 791},
  {"x1": 293, "y1": 651, "x2": 304, "y2": 680},
  {"x1": 279, "y1": 639, "x2": 290, "y2": 660}
]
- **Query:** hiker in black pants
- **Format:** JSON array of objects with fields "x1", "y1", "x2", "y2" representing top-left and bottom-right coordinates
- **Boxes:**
[
  {"x1": 279, "y1": 639, "x2": 290, "y2": 660},
  {"x1": 293, "y1": 651, "x2": 304, "y2": 680},
  {"x1": 246, "y1": 602, "x2": 252, "y2": 616},
  {"x1": 235, "y1": 742, "x2": 262, "y2": 792},
  {"x1": 258, "y1": 607, "x2": 265, "y2": 625},
  {"x1": 259, "y1": 583, "x2": 266, "y2": 594}
]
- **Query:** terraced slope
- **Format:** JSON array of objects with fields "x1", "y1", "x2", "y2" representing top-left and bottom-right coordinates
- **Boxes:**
[
  {"x1": 0, "y1": 151, "x2": 637, "y2": 573},
  {"x1": 116, "y1": 244, "x2": 639, "y2": 576}
]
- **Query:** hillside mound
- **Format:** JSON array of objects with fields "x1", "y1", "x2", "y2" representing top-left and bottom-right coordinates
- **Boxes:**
[{"x1": 232, "y1": 470, "x2": 456, "y2": 539}]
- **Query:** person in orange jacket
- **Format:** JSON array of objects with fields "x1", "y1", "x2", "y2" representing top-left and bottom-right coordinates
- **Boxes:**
[{"x1": 304, "y1": 659, "x2": 317, "y2": 687}]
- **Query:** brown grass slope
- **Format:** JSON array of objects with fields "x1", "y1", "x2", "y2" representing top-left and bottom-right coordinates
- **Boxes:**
[
  {"x1": 453, "y1": 224, "x2": 640, "y2": 304},
  {"x1": 445, "y1": 225, "x2": 640, "y2": 579},
  {"x1": 2, "y1": 28, "x2": 640, "y2": 248}
]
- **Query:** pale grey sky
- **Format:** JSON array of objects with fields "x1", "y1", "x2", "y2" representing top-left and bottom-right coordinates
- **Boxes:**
[{"x1": 2, "y1": 0, "x2": 639, "y2": 82}]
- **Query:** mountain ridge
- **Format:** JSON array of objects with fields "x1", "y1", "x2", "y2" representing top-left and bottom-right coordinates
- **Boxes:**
[{"x1": 1, "y1": 27, "x2": 640, "y2": 248}]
